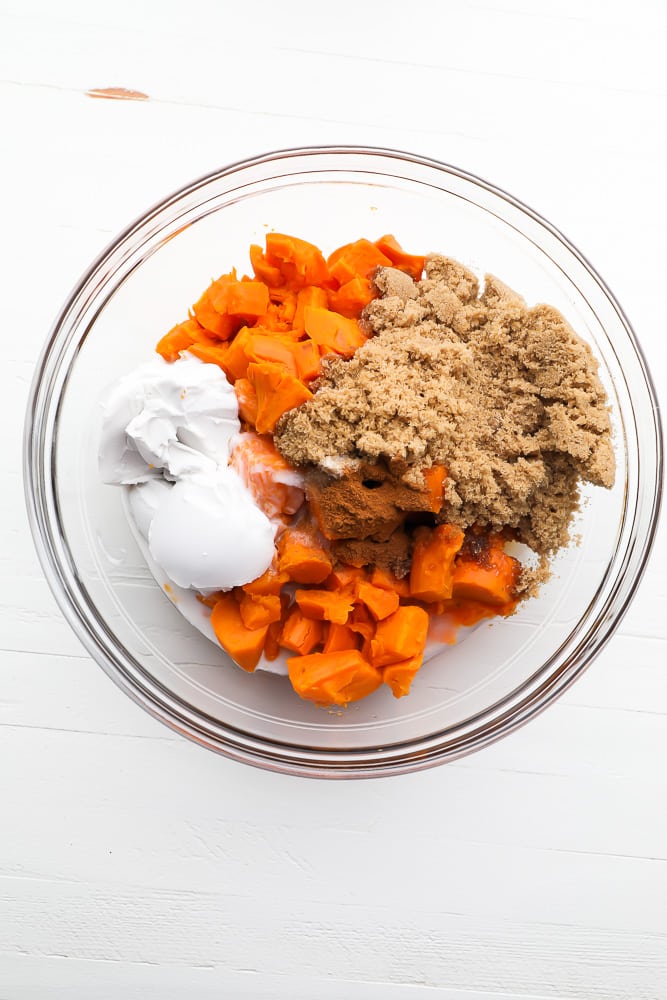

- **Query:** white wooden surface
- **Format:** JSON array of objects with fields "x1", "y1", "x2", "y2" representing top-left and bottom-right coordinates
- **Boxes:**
[{"x1": 2, "y1": 1, "x2": 666, "y2": 997}]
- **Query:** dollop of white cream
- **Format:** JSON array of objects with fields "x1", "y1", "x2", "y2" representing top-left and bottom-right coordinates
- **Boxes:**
[{"x1": 100, "y1": 355, "x2": 275, "y2": 590}]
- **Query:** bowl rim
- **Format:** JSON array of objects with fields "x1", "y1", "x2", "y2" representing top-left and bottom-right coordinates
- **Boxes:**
[{"x1": 23, "y1": 144, "x2": 664, "y2": 778}]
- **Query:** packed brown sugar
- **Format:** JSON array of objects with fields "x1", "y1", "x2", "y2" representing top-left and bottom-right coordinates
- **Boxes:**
[{"x1": 275, "y1": 255, "x2": 615, "y2": 589}]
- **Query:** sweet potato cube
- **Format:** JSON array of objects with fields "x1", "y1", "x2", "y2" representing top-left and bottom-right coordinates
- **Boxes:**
[
  {"x1": 247, "y1": 362, "x2": 313, "y2": 434},
  {"x1": 327, "y1": 239, "x2": 392, "y2": 285},
  {"x1": 287, "y1": 649, "x2": 382, "y2": 706},
  {"x1": 280, "y1": 607, "x2": 324, "y2": 656},
  {"x1": 210, "y1": 593, "x2": 268, "y2": 672},
  {"x1": 409, "y1": 524, "x2": 465, "y2": 603},
  {"x1": 294, "y1": 589, "x2": 354, "y2": 625},
  {"x1": 370, "y1": 605, "x2": 429, "y2": 668},
  {"x1": 452, "y1": 547, "x2": 520, "y2": 606},
  {"x1": 355, "y1": 580, "x2": 400, "y2": 621},
  {"x1": 382, "y1": 652, "x2": 424, "y2": 699},
  {"x1": 374, "y1": 234, "x2": 425, "y2": 281},
  {"x1": 277, "y1": 531, "x2": 332, "y2": 584},
  {"x1": 303, "y1": 306, "x2": 367, "y2": 358},
  {"x1": 322, "y1": 622, "x2": 359, "y2": 654},
  {"x1": 238, "y1": 593, "x2": 282, "y2": 630}
]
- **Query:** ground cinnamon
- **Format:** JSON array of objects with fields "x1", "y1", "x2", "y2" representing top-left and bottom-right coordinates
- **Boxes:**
[
  {"x1": 332, "y1": 529, "x2": 412, "y2": 576},
  {"x1": 306, "y1": 462, "x2": 433, "y2": 540},
  {"x1": 303, "y1": 461, "x2": 435, "y2": 575}
]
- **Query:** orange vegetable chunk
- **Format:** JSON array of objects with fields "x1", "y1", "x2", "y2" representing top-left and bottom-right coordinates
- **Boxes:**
[
  {"x1": 233, "y1": 377, "x2": 258, "y2": 426},
  {"x1": 210, "y1": 593, "x2": 268, "y2": 673},
  {"x1": 355, "y1": 580, "x2": 400, "y2": 621},
  {"x1": 255, "y1": 288, "x2": 298, "y2": 332},
  {"x1": 245, "y1": 358, "x2": 304, "y2": 417},
  {"x1": 422, "y1": 465, "x2": 447, "y2": 513},
  {"x1": 186, "y1": 322, "x2": 222, "y2": 346},
  {"x1": 156, "y1": 323, "x2": 195, "y2": 361},
  {"x1": 253, "y1": 305, "x2": 289, "y2": 333},
  {"x1": 277, "y1": 529, "x2": 332, "y2": 584},
  {"x1": 187, "y1": 341, "x2": 230, "y2": 368},
  {"x1": 322, "y1": 622, "x2": 359, "y2": 654},
  {"x1": 370, "y1": 605, "x2": 429, "y2": 668},
  {"x1": 347, "y1": 602, "x2": 375, "y2": 640},
  {"x1": 293, "y1": 285, "x2": 330, "y2": 332},
  {"x1": 383, "y1": 652, "x2": 424, "y2": 699},
  {"x1": 287, "y1": 649, "x2": 382, "y2": 706},
  {"x1": 280, "y1": 606, "x2": 324, "y2": 656},
  {"x1": 245, "y1": 332, "x2": 298, "y2": 375},
  {"x1": 326, "y1": 564, "x2": 367, "y2": 589},
  {"x1": 249, "y1": 244, "x2": 283, "y2": 287},
  {"x1": 197, "y1": 591, "x2": 223, "y2": 610},
  {"x1": 264, "y1": 620, "x2": 283, "y2": 661},
  {"x1": 374, "y1": 234, "x2": 426, "y2": 281},
  {"x1": 192, "y1": 287, "x2": 238, "y2": 340},
  {"x1": 230, "y1": 432, "x2": 305, "y2": 519},
  {"x1": 294, "y1": 588, "x2": 354, "y2": 625},
  {"x1": 452, "y1": 546, "x2": 520, "y2": 606},
  {"x1": 409, "y1": 524, "x2": 465, "y2": 603},
  {"x1": 207, "y1": 271, "x2": 237, "y2": 312},
  {"x1": 265, "y1": 233, "x2": 329, "y2": 289},
  {"x1": 221, "y1": 326, "x2": 254, "y2": 382},
  {"x1": 327, "y1": 276, "x2": 376, "y2": 318},
  {"x1": 224, "y1": 280, "x2": 270, "y2": 318},
  {"x1": 327, "y1": 239, "x2": 392, "y2": 285},
  {"x1": 238, "y1": 592, "x2": 282, "y2": 630},
  {"x1": 241, "y1": 562, "x2": 289, "y2": 597},
  {"x1": 369, "y1": 565, "x2": 411, "y2": 598},
  {"x1": 292, "y1": 338, "x2": 322, "y2": 381},
  {"x1": 303, "y1": 306, "x2": 367, "y2": 358},
  {"x1": 247, "y1": 361, "x2": 313, "y2": 434}
]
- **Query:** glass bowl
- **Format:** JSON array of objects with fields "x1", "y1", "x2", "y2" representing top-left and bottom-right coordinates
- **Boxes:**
[{"x1": 24, "y1": 146, "x2": 662, "y2": 778}]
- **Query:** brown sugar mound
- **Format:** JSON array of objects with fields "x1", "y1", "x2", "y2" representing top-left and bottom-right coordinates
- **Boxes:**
[{"x1": 274, "y1": 255, "x2": 615, "y2": 562}]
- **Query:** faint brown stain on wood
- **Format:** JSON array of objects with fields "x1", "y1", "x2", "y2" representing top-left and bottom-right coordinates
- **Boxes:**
[{"x1": 86, "y1": 87, "x2": 150, "y2": 101}]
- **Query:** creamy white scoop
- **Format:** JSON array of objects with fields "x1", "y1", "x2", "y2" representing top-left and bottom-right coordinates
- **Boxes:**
[{"x1": 99, "y1": 355, "x2": 275, "y2": 591}]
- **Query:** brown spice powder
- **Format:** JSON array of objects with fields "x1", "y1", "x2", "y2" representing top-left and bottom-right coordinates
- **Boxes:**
[
  {"x1": 304, "y1": 461, "x2": 438, "y2": 576},
  {"x1": 306, "y1": 461, "x2": 436, "y2": 541},
  {"x1": 275, "y1": 255, "x2": 615, "y2": 567}
]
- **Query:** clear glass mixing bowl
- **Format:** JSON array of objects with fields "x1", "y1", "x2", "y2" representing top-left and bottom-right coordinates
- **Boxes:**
[{"x1": 24, "y1": 147, "x2": 663, "y2": 777}]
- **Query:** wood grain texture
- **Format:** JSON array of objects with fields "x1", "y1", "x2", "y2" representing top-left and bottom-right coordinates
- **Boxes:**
[{"x1": 1, "y1": 0, "x2": 666, "y2": 996}]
